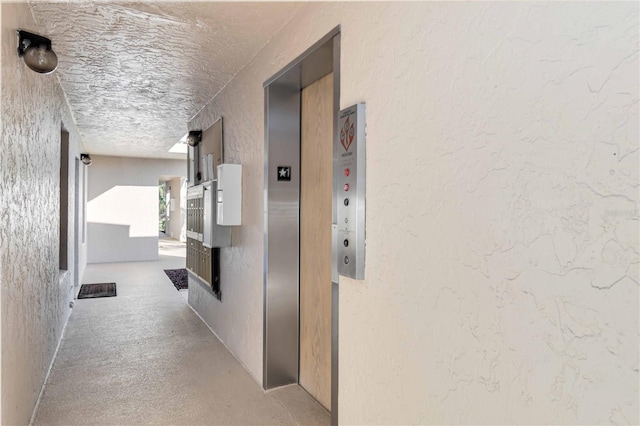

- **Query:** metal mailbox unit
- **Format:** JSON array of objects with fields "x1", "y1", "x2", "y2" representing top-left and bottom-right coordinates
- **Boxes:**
[
  {"x1": 186, "y1": 182, "x2": 231, "y2": 300},
  {"x1": 185, "y1": 116, "x2": 244, "y2": 301}
]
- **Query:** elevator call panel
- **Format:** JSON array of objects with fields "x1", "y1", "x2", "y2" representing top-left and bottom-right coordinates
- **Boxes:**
[{"x1": 336, "y1": 103, "x2": 366, "y2": 280}]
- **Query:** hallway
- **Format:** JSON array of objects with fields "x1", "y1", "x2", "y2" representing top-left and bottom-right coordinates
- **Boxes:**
[
  {"x1": 32, "y1": 252, "x2": 329, "y2": 425},
  {"x1": 3, "y1": 2, "x2": 638, "y2": 424}
]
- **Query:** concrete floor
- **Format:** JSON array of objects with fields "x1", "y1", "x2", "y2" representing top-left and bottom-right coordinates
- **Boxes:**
[{"x1": 33, "y1": 239, "x2": 330, "y2": 425}]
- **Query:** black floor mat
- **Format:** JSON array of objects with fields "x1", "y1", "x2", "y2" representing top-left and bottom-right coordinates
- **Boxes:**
[
  {"x1": 78, "y1": 283, "x2": 117, "y2": 299},
  {"x1": 164, "y1": 268, "x2": 188, "y2": 291}
]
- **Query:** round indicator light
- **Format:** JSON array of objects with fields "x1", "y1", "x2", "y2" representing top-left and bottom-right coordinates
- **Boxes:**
[
  {"x1": 344, "y1": 168, "x2": 350, "y2": 177},
  {"x1": 344, "y1": 183, "x2": 350, "y2": 191}
]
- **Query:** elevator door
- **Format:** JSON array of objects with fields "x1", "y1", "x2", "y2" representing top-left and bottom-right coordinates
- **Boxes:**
[{"x1": 300, "y1": 72, "x2": 333, "y2": 410}]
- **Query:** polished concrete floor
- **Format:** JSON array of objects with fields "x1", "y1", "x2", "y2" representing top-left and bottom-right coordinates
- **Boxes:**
[{"x1": 33, "y1": 239, "x2": 329, "y2": 425}]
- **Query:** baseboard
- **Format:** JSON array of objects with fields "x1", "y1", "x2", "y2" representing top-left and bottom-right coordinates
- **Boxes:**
[
  {"x1": 185, "y1": 299, "x2": 264, "y2": 390},
  {"x1": 28, "y1": 308, "x2": 72, "y2": 426}
]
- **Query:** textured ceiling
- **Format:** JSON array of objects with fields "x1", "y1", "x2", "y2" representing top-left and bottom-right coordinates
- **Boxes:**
[{"x1": 30, "y1": 1, "x2": 301, "y2": 159}]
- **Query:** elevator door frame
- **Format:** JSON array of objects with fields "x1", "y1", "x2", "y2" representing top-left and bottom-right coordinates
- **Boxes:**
[{"x1": 263, "y1": 26, "x2": 340, "y2": 424}]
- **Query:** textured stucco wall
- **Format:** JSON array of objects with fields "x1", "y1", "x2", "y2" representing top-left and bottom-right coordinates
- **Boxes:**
[
  {"x1": 0, "y1": 3, "x2": 86, "y2": 424},
  {"x1": 191, "y1": 2, "x2": 638, "y2": 424},
  {"x1": 0, "y1": 4, "x2": 4, "y2": 419},
  {"x1": 87, "y1": 155, "x2": 186, "y2": 263}
]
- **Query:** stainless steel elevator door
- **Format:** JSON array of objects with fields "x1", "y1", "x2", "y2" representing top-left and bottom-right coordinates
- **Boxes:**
[{"x1": 300, "y1": 72, "x2": 333, "y2": 410}]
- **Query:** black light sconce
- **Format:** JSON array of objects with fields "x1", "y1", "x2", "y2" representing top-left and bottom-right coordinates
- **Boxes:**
[
  {"x1": 80, "y1": 154, "x2": 92, "y2": 166},
  {"x1": 186, "y1": 130, "x2": 202, "y2": 147},
  {"x1": 17, "y1": 30, "x2": 58, "y2": 75}
]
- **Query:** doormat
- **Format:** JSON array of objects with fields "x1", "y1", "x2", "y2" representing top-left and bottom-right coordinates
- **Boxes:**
[
  {"x1": 78, "y1": 283, "x2": 117, "y2": 299},
  {"x1": 164, "y1": 268, "x2": 188, "y2": 291}
]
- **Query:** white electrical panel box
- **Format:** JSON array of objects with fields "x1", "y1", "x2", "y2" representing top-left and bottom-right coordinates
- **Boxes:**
[
  {"x1": 202, "y1": 180, "x2": 231, "y2": 248},
  {"x1": 216, "y1": 164, "x2": 242, "y2": 226}
]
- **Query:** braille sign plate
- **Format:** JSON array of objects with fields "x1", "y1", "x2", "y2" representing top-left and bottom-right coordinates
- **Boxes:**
[{"x1": 277, "y1": 166, "x2": 291, "y2": 181}]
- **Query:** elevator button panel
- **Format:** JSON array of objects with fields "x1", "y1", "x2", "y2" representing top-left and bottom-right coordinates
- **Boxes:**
[{"x1": 336, "y1": 103, "x2": 366, "y2": 280}]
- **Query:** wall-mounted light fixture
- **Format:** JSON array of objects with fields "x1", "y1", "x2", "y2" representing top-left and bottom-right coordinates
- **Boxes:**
[
  {"x1": 186, "y1": 130, "x2": 202, "y2": 147},
  {"x1": 80, "y1": 154, "x2": 92, "y2": 166},
  {"x1": 17, "y1": 30, "x2": 58, "y2": 75}
]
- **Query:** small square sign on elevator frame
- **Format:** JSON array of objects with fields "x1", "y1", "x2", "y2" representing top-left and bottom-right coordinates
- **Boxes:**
[{"x1": 277, "y1": 166, "x2": 291, "y2": 181}]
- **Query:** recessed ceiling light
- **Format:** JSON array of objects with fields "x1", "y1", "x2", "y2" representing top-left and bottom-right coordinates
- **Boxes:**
[
  {"x1": 169, "y1": 133, "x2": 189, "y2": 154},
  {"x1": 169, "y1": 143, "x2": 188, "y2": 154}
]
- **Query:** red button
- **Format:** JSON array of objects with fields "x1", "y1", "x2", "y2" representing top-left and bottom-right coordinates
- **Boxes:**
[
  {"x1": 344, "y1": 168, "x2": 350, "y2": 177},
  {"x1": 344, "y1": 183, "x2": 350, "y2": 191}
]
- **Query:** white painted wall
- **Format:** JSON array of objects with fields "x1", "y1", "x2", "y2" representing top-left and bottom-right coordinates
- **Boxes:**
[
  {"x1": 167, "y1": 177, "x2": 186, "y2": 242},
  {"x1": 0, "y1": 3, "x2": 87, "y2": 424},
  {"x1": 79, "y1": 165, "x2": 88, "y2": 282},
  {"x1": 87, "y1": 156, "x2": 185, "y2": 263},
  {"x1": 190, "y1": 2, "x2": 638, "y2": 424}
]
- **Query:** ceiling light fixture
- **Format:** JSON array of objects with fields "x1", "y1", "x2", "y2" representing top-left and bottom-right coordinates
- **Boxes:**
[
  {"x1": 186, "y1": 130, "x2": 202, "y2": 147},
  {"x1": 17, "y1": 29, "x2": 58, "y2": 75},
  {"x1": 80, "y1": 154, "x2": 92, "y2": 166}
]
